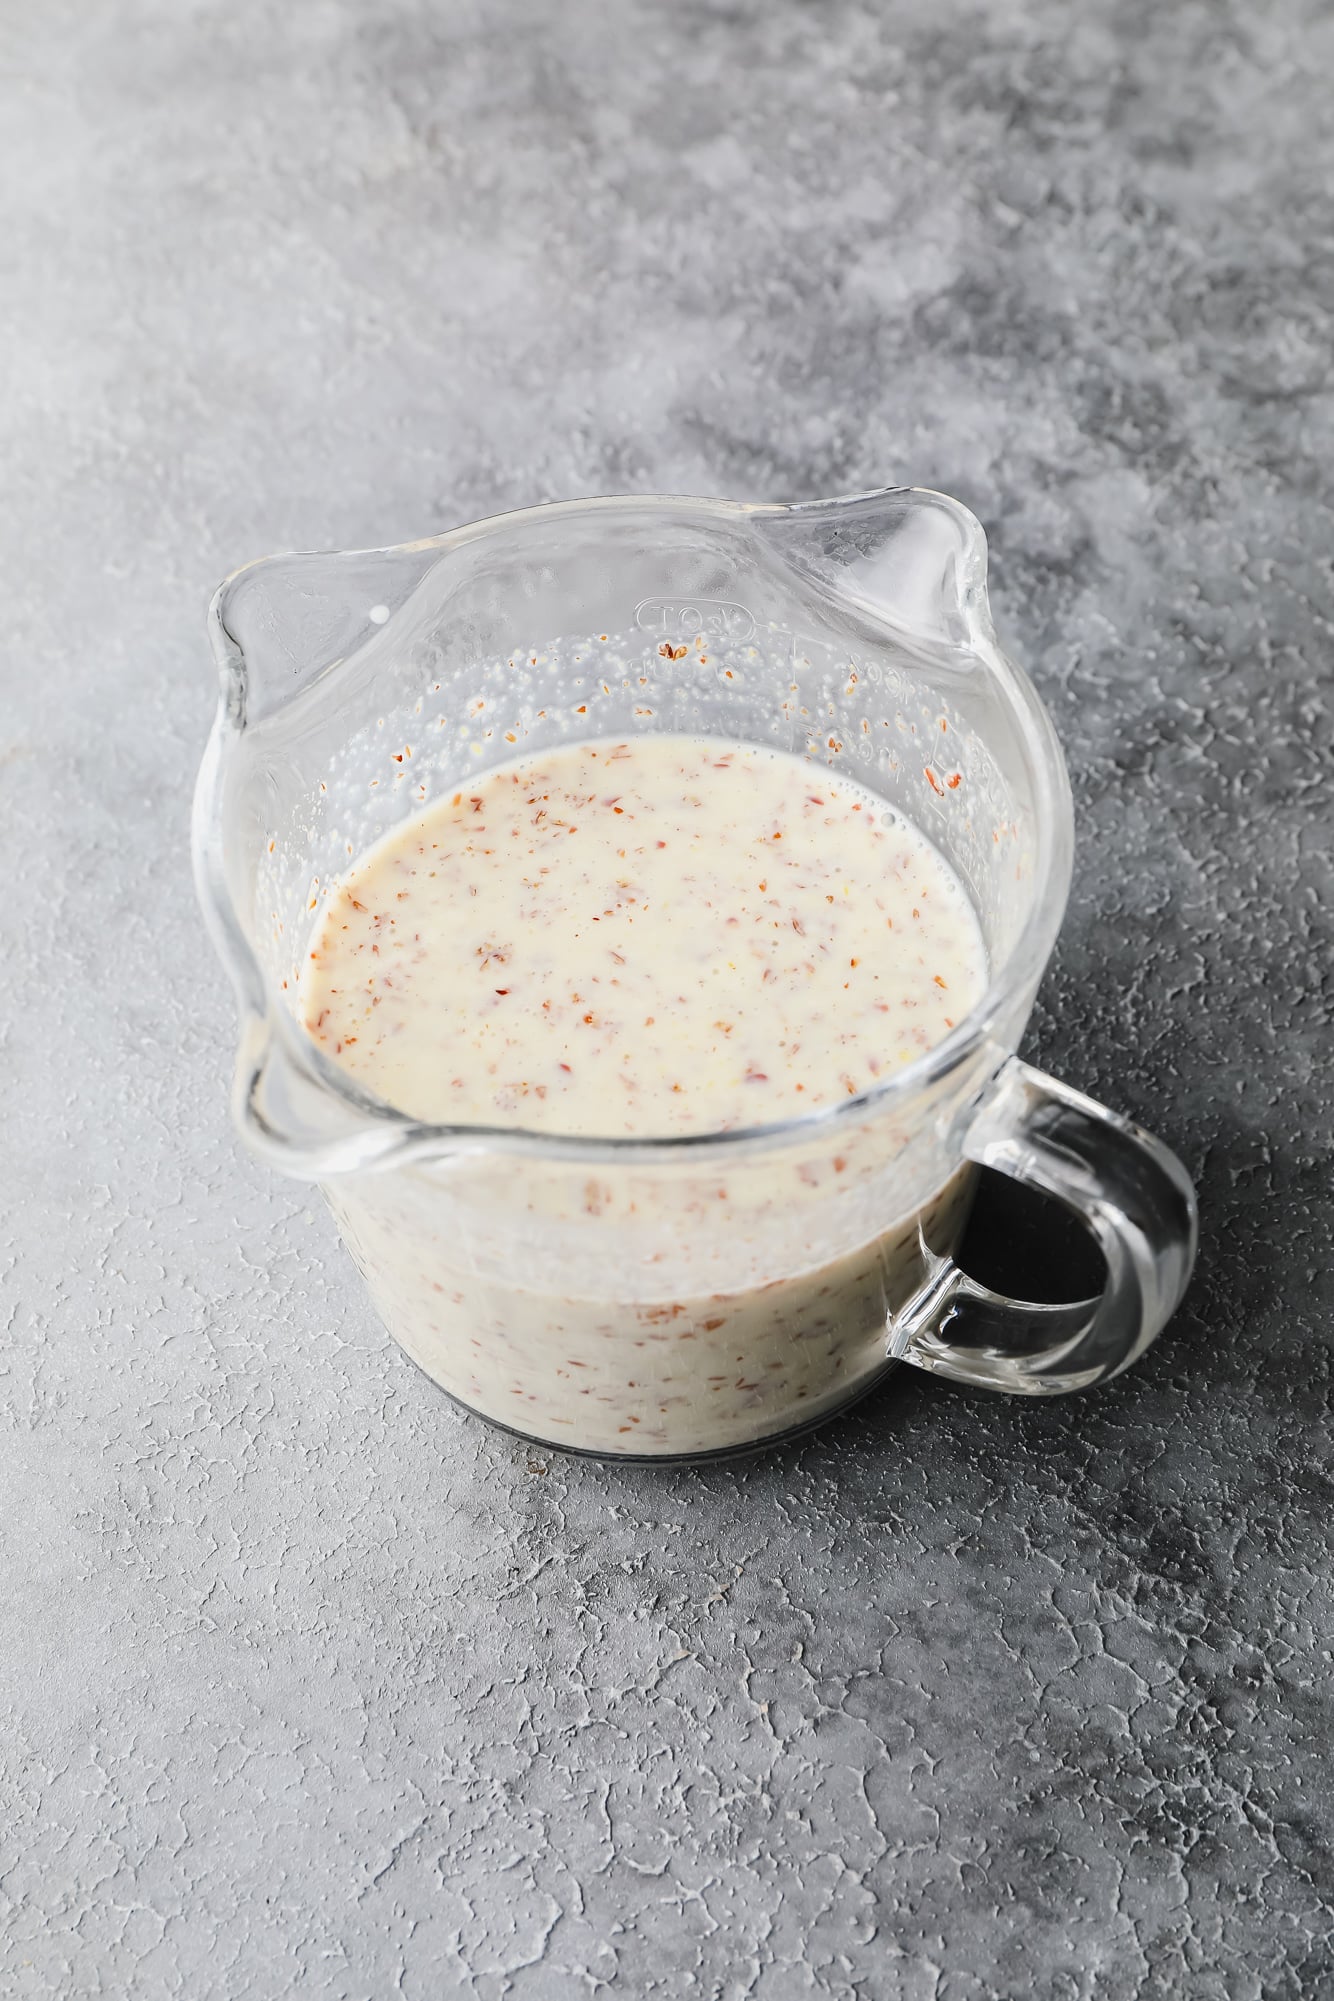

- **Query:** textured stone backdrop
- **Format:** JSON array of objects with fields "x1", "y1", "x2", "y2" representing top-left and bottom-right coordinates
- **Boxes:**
[{"x1": 2, "y1": 1, "x2": 1331, "y2": 1995}]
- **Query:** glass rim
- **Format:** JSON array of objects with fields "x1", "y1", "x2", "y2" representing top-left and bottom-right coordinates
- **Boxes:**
[{"x1": 194, "y1": 486, "x2": 1075, "y2": 1174}]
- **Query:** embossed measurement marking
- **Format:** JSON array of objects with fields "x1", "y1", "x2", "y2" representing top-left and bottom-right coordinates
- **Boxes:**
[{"x1": 635, "y1": 598, "x2": 756, "y2": 643}]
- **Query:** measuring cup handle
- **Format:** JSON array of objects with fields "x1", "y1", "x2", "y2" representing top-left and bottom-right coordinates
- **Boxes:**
[{"x1": 889, "y1": 1057, "x2": 1198, "y2": 1394}]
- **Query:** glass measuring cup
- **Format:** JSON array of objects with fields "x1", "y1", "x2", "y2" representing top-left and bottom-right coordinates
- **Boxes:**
[{"x1": 193, "y1": 488, "x2": 1197, "y2": 1460}]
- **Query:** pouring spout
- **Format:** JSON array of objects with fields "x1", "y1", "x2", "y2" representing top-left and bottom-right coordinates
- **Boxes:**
[
  {"x1": 756, "y1": 486, "x2": 993, "y2": 653},
  {"x1": 232, "y1": 1004, "x2": 420, "y2": 1177},
  {"x1": 210, "y1": 539, "x2": 449, "y2": 729}
]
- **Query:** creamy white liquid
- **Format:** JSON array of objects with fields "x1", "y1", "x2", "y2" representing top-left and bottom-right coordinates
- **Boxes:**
[
  {"x1": 301, "y1": 736, "x2": 985, "y2": 1136},
  {"x1": 299, "y1": 736, "x2": 988, "y2": 1456}
]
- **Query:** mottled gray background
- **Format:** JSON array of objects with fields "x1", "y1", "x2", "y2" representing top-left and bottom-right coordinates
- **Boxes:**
[{"x1": 3, "y1": 0, "x2": 1331, "y2": 1995}]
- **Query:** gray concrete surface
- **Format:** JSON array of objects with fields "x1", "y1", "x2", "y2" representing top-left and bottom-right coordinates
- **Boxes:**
[{"x1": 3, "y1": 1, "x2": 1332, "y2": 1995}]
